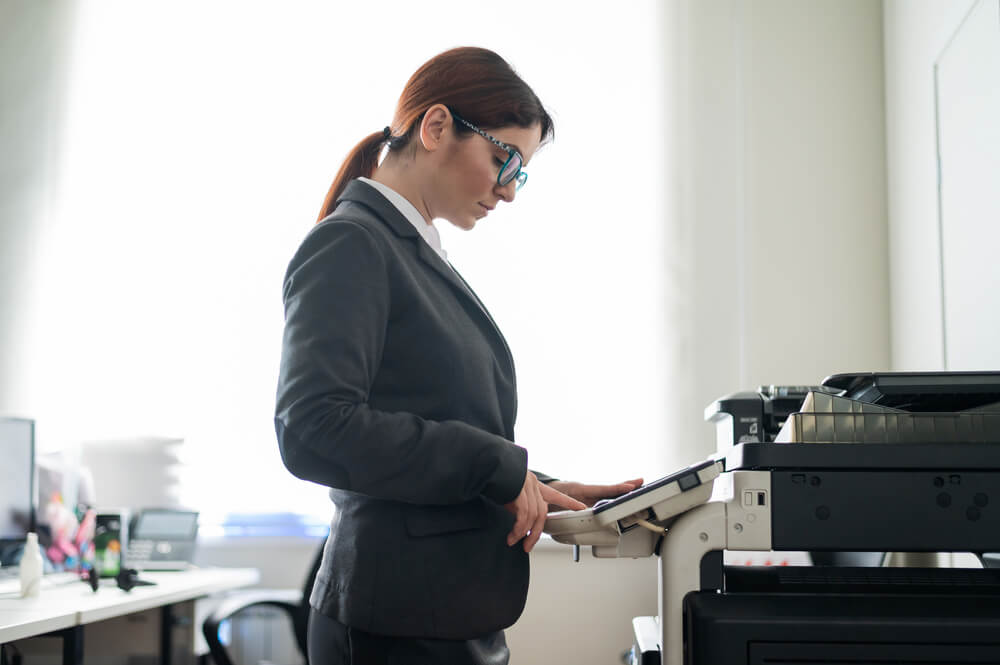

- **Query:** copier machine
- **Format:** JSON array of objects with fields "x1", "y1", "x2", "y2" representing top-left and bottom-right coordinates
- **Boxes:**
[{"x1": 544, "y1": 372, "x2": 1000, "y2": 665}]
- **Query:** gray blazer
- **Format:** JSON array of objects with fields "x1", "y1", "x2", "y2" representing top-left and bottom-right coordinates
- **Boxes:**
[{"x1": 275, "y1": 179, "x2": 543, "y2": 640}]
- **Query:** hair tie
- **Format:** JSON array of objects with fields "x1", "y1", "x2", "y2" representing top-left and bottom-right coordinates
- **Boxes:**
[{"x1": 382, "y1": 126, "x2": 391, "y2": 141}]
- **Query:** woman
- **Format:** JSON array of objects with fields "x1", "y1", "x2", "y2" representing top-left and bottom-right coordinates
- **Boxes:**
[{"x1": 275, "y1": 47, "x2": 642, "y2": 664}]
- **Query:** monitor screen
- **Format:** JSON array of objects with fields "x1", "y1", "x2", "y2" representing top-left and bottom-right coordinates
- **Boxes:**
[
  {"x1": 133, "y1": 510, "x2": 198, "y2": 540},
  {"x1": 0, "y1": 418, "x2": 35, "y2": 542}
]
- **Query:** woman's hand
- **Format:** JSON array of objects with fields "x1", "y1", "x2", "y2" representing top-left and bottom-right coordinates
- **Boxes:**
[
  {"x1": 504, "y1": 472, "x2": 586, "y2": 552},
  {"x1": 546, "y1": 478, "x2": 644, "y2": 509}
]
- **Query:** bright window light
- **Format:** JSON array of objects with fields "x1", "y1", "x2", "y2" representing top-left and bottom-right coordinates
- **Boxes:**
[{"x1": 23, "y1": 0, "x2": 669, "y2": 527}]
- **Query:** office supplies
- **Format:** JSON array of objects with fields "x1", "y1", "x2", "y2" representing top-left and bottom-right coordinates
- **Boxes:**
[
  {"x1": 125, "y1": 509, "x2": 198, "y2": 571},
  {"x1": 79, "y1": 436, "x2": 184, "y2": 513},
  {"x1": 545, "y1": 371, "x2": 1000, "y2": 665}
]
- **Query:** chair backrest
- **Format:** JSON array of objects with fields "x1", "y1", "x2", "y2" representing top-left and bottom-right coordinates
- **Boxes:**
[{"x1": 292, "y1": 538, "x2": 327, "y2": 660}]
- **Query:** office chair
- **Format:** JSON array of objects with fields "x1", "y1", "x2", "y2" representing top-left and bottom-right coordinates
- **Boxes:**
[{"x1": 203, "y1": 540, "x2": 325, "y2": 665}]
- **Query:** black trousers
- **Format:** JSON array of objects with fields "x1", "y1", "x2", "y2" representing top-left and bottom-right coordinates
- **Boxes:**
[{"x1": 307, "y1": 609, "x2": 510, "y2": 665}]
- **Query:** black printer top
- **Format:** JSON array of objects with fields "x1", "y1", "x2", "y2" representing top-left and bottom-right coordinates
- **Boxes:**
[{"x1": 822, "y1": 371, "x2": 1000, "y2": 412}]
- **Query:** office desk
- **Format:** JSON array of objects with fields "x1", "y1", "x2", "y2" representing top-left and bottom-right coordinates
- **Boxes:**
[
  {"x1": 0, "y1": 607, "x2": 77, "y2": 643},
  {"x1": 0, "y1": 567, "x2": 259, "y2": 664}
]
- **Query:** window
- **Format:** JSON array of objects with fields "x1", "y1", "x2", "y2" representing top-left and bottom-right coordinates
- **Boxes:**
[{"x1": 21, "y1": 0, "x2": 669, "y2": 528}]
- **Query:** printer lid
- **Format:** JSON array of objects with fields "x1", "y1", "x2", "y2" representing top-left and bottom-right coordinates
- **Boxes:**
[{"x1": 822, "y1": 371, "x2": 1000, "y2": 412}]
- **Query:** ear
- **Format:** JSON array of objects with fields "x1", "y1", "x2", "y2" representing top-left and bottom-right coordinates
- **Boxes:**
[{"x1": 418, "y1": 104, "x2": 452, "y2": 153}]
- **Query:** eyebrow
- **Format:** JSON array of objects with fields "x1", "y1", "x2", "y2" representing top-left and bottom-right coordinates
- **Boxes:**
[{"x1": 495, "y1": 139, "x2": 524, "y2": 157}]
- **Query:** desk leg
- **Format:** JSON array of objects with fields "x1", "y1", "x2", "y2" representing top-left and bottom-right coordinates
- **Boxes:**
[
  {"x1": 161, "y1": 604, "x2": 173, "y2": 665},
  {"x1": 61, "y1": 626, "x2": 83, "y2": 665}
]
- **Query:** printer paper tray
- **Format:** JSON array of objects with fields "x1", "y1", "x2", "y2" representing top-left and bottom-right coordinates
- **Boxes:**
[
  {"x1": 687, "y1": 591, "x2": 1000, "y2": 665},
  {"x1": 722, "y1": 565, "x2": 1000, "y2": 594}
]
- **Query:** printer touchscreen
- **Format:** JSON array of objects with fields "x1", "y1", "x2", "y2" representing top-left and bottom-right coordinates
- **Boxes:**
[{"x1": 593, "y1": 458, "x2": 718, "y2": 517}]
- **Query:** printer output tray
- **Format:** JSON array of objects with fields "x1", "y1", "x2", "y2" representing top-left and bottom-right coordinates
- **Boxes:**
[
  {"x1": 722, "y1": 565, "x2": 1000, "y2": 594},
  {"x1": 686, "y1": 590, "x2": 1000, "y2": 665}
]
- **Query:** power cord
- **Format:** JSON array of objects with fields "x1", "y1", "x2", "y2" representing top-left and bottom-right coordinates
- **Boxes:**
[{"x1": 635, "y1": 518, "x2": 667, "y2": 534}]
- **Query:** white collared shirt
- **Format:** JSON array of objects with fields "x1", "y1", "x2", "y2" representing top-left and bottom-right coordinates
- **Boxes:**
[{"x1": 358, "y1": 177, "x2": 447, "y2": 261}]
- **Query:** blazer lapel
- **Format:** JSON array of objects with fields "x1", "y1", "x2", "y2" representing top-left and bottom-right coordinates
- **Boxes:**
[
  {"x1": 336, "y1": 178, "x2": 519, "y2": 434},
  {"x1": 336, "y1": 180, "x2": 508, "y2": 343}
]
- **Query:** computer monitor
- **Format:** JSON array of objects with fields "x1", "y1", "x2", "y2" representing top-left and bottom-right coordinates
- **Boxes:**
[{"x1": 0, "y1": 418, "x2": 36, "y2": 555}]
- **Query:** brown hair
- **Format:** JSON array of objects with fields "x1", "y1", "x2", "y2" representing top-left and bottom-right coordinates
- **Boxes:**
[{"x1": 316, "y1": 47, "x2": 554, "y2": 222}]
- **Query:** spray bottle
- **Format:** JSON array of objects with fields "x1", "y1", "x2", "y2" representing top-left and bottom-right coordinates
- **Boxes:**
[{"x1": 20, "y1": 532, "x2": 44, "y2": 597}]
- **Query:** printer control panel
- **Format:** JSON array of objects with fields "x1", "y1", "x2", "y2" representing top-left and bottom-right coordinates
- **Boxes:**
[
  {"x1": 592, "y1": 458, "x2": 720, "y2": 525},
  {"x1": 544, "y1": 458, "x2": 724, "y2": 558}
]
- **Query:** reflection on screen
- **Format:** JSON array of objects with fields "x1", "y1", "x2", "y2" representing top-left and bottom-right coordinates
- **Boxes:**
[{"x1": 0, "y1": 418, "x2": 34, "y2": 541}]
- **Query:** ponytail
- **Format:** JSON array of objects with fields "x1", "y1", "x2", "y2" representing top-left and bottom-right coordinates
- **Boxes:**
[
  {"x1": 316, "y1": 130, "x2": 387, "y2": 222},
  {"x1": 316, "y1": 47, "x2": 554, "y2": 224}
]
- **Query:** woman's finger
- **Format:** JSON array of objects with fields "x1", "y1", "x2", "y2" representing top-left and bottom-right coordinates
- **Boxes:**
[
  {"x1": 524, "y1": 477, "x2": 547, "y2": 552},
  {"x1": 506, "y1": 472, "x2": 537, "y2": 546},
  {"x1": 540, "y1": 483, "x2": 587, "y2": 511}
]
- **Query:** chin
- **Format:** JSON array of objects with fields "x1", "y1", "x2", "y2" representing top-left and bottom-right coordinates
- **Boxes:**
[{"x1": 447, "y1": 216, "x2": 477, "y2": 231}]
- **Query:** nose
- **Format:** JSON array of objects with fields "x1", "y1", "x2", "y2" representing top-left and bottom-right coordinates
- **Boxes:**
[{"x1": 495, "y1": 179, "x2": 517, "y2": 203}]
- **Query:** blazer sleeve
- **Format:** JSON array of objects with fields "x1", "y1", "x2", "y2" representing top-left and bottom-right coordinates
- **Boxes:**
[{"x1": 274, "y1": 220, "x2": 527, "y2": 507}]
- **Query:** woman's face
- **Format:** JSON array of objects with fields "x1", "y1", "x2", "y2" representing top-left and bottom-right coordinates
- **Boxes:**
[{"x1": 431, "y1": 121, "x2": 542, "y2": 230}]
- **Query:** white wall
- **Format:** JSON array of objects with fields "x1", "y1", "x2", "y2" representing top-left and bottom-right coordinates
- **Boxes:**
[
  {"x1": 516, "y1": 3, "x2": 890, "y2": 662},
  {"x1": 670, "y1": 0, "x2": 890, "y2": 462},
  {"x1": 883, "y1": 0, "x2": 994, "y2": 371}
]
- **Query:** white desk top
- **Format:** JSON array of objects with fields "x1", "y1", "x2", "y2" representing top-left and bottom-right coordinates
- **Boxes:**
[
  {"x1": 0, "y1": 607, "x2": 78, "y2": 643},
  {"x1": 0, "y1": 567, "x2": 259, "y2": 643}
]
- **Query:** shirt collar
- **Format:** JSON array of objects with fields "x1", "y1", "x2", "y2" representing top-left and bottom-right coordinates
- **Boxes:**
[{"x1": 358, "y1": 177, "x2": 446, "y2": 260}]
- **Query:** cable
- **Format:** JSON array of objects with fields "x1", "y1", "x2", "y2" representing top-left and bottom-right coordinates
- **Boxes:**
[{"x1": 635, "y1": 518, "x2": 667, "y2": 534}]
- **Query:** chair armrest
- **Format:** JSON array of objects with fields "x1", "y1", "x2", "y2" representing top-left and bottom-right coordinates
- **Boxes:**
[
  {"x1": 207, "y1": 588, "x2": 302, "y2": 623},
  {"x1": 202, "y1": 588, "x2": 303, "y2": 665}
]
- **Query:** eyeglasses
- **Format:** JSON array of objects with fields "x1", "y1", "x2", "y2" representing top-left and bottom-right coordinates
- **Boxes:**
[{"x1": 450, "y1": 111, "x2": 528, "y2": 191}]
